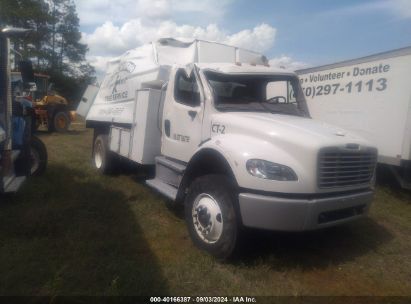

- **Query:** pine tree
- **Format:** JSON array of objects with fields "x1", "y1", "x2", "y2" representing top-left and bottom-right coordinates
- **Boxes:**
[
  {"x1": 0, "y1": 0, "x2": 50, "y2": 67},
  {"x1": 0, "y1": 0, "x2": 95, "y2": 102}
]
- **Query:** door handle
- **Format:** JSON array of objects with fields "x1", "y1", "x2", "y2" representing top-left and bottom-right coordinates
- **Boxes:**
[
  {"x1": 164, "y1": 120, "x2": 171, "y2": 137},
  {"x1": 188, "y1": 110, "x2": 197, "y2": 120}
]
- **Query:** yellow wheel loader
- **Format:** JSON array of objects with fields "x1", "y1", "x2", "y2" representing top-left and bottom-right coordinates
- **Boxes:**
[{"x1": 11, "y1": 72, "x2": 76, "y2": 132}]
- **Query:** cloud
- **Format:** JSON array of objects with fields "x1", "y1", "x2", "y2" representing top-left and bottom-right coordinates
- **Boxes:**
[
  {"x1": 82, "y1": 20, "x2": 277, "y2": 74},
  {"x1": 74, "y1": 0, "x2": 233, "y2": 26},
  {"x1": 87, "y1": 55, "x2": 114, "y2": 75},
  {"x1": 269, "y1": 56, "x2": 309, "y2": 71},
  {"x1": 76, "y1": 0, "x2": 312, "y2": 76},
  {"x1": 76, "y1": 0, "x2": 285, "y2": 76},
  {"x1": 225, "y1": 24, "x2": 276, "y2": 54},
  {"x1": 83, "y1": 21, "x2": 276, "y2": 56}
]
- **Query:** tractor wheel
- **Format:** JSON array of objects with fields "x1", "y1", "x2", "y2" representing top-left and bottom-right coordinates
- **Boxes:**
[
  {"x1": 30, "y1": 136, "x2": 48, "y2": 176},
  {"x1": 53, "y1": 111, "x2": 70, "y2": 132}
]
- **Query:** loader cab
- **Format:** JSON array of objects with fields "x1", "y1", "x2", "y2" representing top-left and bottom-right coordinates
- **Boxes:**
[
  {"x1": 33, "y1": 74, "x2": 50, "y2": 101},
  {"x1": 47, "y1": 82, "x2": 56, "y2": 96}
]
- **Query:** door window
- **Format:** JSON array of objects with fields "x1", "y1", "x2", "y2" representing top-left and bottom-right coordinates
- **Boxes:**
[{"x1": 174, "y1": 70, "x2": 201, "y2": 107}]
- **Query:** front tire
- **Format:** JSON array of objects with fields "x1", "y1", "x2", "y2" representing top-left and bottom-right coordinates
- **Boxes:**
[{"x1": 185, "y1": 174, "x2": 239, "y2": 260}]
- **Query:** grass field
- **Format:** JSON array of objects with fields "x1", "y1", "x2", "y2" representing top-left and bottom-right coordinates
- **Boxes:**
[{"x1": 0, "y1": 124, "x2": 411, "y2": 296}]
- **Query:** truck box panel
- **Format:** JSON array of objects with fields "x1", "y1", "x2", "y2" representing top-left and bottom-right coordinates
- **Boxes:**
[
  {"x1": 109, "y1": 127, "x2": 131, "y2": 157},
  {"x1": 130, "y1": 89, "x2": 162, "y2": 164},
  {"x1": 109, "y1": 89, "x2": 162, "y2": 165}
]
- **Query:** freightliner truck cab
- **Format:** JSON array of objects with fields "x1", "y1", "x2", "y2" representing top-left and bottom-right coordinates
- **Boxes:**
[{"x1": 82, "y1": 39, "x2": 377, "y2": 259}]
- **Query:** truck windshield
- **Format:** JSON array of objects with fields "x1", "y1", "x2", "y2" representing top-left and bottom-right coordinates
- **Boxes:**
[{"x1": 204, "y1": 71, "x2": 308, "y2": 117}]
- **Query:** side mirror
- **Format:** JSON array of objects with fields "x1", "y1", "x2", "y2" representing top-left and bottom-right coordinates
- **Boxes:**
[{"x1": 19, "y1": 60, "x2": 34, "y2": 84}]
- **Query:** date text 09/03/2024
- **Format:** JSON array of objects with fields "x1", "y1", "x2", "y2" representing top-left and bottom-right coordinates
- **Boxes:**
[{"x1": 150, "y1": 296, "x2": 257, "y2": 303}]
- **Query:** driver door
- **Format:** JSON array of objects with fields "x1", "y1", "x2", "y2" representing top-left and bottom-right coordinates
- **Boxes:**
[{"x1": 161, "y1": 67, "x2": 204, "y2": 162}]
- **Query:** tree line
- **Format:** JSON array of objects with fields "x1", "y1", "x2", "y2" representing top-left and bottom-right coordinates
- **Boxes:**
[{"x1": 0, "y1": 0, "x2": 95, "y2": 103}]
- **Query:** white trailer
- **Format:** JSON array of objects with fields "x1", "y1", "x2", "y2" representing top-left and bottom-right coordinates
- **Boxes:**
[
  {"x1": 80, "y1": 38, "x2": 378, "y2": 259},
  {"x1": 296, "y1": 47, "x2": 411, "y2": 189}
]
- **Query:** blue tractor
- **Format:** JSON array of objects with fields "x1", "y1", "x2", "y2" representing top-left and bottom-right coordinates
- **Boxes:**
[{"x1": 0, "y1": 27, "x2": 47, "y2": 193}]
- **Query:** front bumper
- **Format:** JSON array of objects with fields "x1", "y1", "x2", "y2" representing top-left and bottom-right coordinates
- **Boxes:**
[{"x1": 238, "y1": 190, "x2": 373, "y2": 231}]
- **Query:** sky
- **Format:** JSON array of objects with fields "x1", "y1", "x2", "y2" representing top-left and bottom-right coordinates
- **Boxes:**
[{"x1": 73, "y1": 0, "x2": 411, "y2": 75}]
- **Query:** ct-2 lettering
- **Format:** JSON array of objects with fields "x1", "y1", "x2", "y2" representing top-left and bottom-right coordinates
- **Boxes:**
[{"x1": 212, "y1": 124, "x2": 225, "y2": 134}]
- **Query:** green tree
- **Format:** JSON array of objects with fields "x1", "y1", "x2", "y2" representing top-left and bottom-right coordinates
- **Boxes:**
[
  {"x1": 0, "y1": 0, "x2": 95, "y2": 103},
  {"x1": 46, "y1": 0, "x2": 95, "y2": 101},
  {"x1": 0, "y1": 0, "x2": 50, "y2": 67}
]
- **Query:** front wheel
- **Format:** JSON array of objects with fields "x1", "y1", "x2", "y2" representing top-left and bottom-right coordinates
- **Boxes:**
[
  {"x1": 30, "y1": 136, "x2": 48, "y2": 176},
  {"x1": 185, "y1": 174, "x2": 239, "y2": 260}
]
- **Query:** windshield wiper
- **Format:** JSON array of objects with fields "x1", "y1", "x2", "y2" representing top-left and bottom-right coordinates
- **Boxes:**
[
  {"x1": 246, "y1": 102, "x2": 289, "y2": 115},
  {"x1": 216, "y1": 104, "x2": 266, "y2": 112}
]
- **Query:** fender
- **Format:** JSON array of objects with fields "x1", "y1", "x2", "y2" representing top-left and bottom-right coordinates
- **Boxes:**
[
  {"x1": 176, "y1": 144, "x2": 237, "y2": 202},
  {"x1": 193, "y1": 133, "x2": 317, "y2": 194}
]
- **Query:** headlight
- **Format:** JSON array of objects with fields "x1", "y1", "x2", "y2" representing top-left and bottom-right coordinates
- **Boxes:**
[{"x1": 246, "y1": 159, "x2": 298, "y2": 181}]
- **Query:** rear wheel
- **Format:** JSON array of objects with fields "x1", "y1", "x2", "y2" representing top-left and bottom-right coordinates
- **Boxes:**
[
  {"x1": 185, "y1": 174, "x2": 239, "y2": 260},
  {"x1": 30, "y1": 136, "x2": 48, "y2": 176},
  {"x1": 93, "y1": 134, "x2": 115, "y2": 174},
  {"x1": 53, "y1": 111, "x2": 70, "y2": 132}
]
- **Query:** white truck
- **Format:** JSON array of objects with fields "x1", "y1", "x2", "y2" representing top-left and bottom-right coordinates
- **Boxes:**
[
  {"x1": 296, "y1": 46, "x2": 411, "y2": 189},
  {"x1": 79, "y1": 39, "x2": 378, "y2": 259}
]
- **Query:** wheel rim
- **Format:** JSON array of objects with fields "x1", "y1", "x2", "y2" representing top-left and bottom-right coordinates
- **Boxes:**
[
  {"x1": 56, "y1": 115, "x2": 67, "y2": 130},
  {"x1": 30, "y1": 148, "x2": 40, "y2": 175},
  {"x1": 94, "y1": 141, "x2": 103, "y2": 169},
  {"x1": 192, "y1": 193, "x2": 223, "y2": 244}
]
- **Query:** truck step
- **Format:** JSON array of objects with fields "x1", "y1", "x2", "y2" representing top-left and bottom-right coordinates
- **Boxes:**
[
  {"x1": 3, "y1": 176, "x2": 26, "y2": 193},
  {"x1": 154, "y1": 156, "x2": 186, "y2": 189},
  {"x1": 146, "y1": 178, "x2": 178, "y2": 201},
  {"x1": 155, "y1": 156, "x2": 186, "y2": 173}
]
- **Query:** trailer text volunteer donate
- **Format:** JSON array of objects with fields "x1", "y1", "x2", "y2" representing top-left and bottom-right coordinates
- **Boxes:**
[{"x1": 300, "y1": 63, "x2": 390, "y2": 98}]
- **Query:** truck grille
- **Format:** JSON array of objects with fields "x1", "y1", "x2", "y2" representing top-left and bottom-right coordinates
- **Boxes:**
[{"x1": 318, "y1": 147, "x2": 377, "y2": 188}]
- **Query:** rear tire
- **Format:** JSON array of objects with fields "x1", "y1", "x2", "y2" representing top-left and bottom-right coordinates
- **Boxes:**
[
  {"x1": 93, "y1": 134, "x2": 115, "y2": 174},
  {"x1": 184, "y1": 174, "x2": 239, "y2": 260},
  {"x1": 30, "y1": 136, "x2": 48, "y2": 176},
  {"x1": 53, "y1": 111, "x2": 70, "y2": 132}
]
